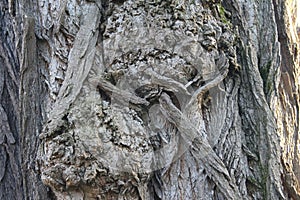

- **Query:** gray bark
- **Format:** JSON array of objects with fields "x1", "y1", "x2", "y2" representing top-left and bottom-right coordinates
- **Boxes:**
[
  {"x1": 0, "y1": 1, "x2": 22, "y2": 199},
  {"x1": 1, "y1": 0, "x2": 300, "y2": 199}
]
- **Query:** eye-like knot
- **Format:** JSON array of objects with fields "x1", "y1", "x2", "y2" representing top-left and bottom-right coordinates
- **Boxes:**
[{"x1": 134, "y1": 84, "x2": 162, "y2": 101}]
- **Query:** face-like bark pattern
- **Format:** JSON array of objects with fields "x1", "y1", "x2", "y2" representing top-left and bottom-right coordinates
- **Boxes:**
[
  {"x1": 0, "y1": 0, "x2": 294, "y2": 199},
  {"x1": 38, "y1": 0, "x2": 243, "y2": 199}
]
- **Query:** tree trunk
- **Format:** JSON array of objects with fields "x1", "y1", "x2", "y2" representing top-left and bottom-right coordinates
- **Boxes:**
[{"x1": 1, "y1": 0, "x2": 300, "y2": 199}]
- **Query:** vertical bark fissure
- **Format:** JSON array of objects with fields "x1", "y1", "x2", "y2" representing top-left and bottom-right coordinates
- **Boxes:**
[
  {"x1": 223, "y1": 0, "x2": 285, "y2": 198},
  {"x1": 0, "y1": 0, "x2": 23, "y2": 199}
]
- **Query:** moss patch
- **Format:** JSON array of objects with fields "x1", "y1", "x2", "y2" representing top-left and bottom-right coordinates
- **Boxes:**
[{"x1": 217, "y1": 3, "x2": 230, "y2": 25}]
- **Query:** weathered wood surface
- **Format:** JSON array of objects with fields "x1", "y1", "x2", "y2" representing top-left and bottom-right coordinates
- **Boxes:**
[
  {"x1": 1, "y1": 0, "x2": 300, "y2": 199},
  {"x1": 0, "y1": 1, "x2": 22, "y2": 199}
]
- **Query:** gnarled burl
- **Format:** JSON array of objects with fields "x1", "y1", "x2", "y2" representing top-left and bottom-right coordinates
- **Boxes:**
[{"x1": 1, "y1": 0, "x2": 300, "y2": 199}]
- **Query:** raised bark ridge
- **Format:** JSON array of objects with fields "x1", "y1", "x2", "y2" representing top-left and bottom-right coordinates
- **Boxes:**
[{"x1": 272, "y1": 1, "x2": 300, "y2": 199}]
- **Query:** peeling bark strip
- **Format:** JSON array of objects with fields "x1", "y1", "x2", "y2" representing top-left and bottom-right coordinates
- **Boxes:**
[
  {"x1": 1, "y1": 0, "x2": 300, "y2": 199},
  {"x1": 159, "y1": 92, "x2": 241, "y2": 199},
  {"x1": 42, "y1": 3, "x2": 101, "y2": 139},
  {"x1": 91, "y1": 76, "x2": 150, "y2": 106}
]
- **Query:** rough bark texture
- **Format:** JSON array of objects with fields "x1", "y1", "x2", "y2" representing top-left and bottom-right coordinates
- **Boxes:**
[
  {"x1": 1, "y1": 0, "x2": 300, "y2": 199},
  {"x1": 0, "y1": 1, "x2": 22, "y2": 199}
]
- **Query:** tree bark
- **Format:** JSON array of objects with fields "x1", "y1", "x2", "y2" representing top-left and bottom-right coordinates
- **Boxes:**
[{"x1": 1, "y1": 0, "x2": 300, "y2": 199}]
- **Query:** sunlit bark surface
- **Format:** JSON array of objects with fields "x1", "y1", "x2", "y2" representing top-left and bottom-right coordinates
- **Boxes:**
[{"x1": 1, "y1": 0, "x2": 300, "y2": 199}]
